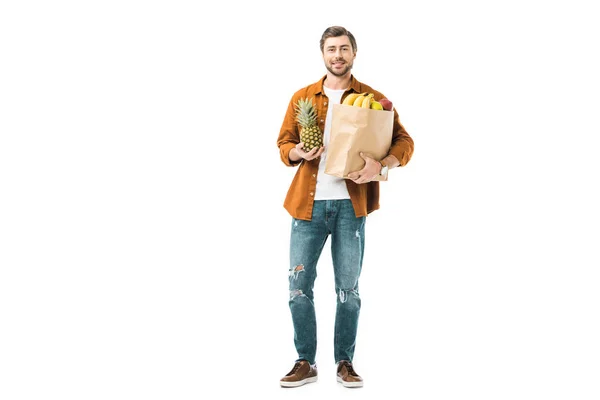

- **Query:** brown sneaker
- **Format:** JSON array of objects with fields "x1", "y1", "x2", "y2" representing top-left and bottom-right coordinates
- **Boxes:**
[
  {"x1": 280, "y1": 360, "x2": 318, "y2": 388},
  {"x1": 336, "y1": 360, "x2": 363, "y2": 388}
]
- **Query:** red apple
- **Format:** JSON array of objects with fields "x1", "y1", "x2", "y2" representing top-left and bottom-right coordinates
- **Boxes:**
[{"x1": 379, "y1": 98, "x2": 393, "y2": 111}]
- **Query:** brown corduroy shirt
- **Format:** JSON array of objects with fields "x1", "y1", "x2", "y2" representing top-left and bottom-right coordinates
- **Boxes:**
[{"x1": 277, "y1": 75, "x2": 414, "y2": 221}]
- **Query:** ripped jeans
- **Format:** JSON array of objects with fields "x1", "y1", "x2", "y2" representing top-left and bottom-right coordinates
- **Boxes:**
[{"x1": 288, "y1": 199, "x2": 365, "y2": 365}]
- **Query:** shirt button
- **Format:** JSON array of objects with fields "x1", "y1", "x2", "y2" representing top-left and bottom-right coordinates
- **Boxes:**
[
  {"x1": 320, "y1": 119, "x2": 324, "y2": 123},
  {"x1": 312, "y1": 174, "x2": 316, "y2": 178},
  {"x1": 310, "y1": 192, "x2": 314, "y2": 196}
]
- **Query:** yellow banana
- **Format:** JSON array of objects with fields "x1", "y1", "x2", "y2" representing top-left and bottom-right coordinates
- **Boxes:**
[
  {"x1": 352, "y1": 94, "x2": 366, "y2": 107},
  {"x1": 342, "y1": 93, "x2": 360, "y2": 106},
  {"x1": 343, "y1": 92, "x2": 367, "y2": 106},
  {"x1": 361, "y1": 93, "x2": 374, "y2": 108}
]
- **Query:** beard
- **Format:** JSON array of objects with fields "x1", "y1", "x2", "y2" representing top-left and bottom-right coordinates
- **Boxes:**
[{"x1": 326, "y1": 59, "x2": 353, "y2": 77}]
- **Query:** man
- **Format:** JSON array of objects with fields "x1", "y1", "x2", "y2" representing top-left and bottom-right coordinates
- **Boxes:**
[{"x1": 276, "y1": 26, "x2": 414, "y2": 388}]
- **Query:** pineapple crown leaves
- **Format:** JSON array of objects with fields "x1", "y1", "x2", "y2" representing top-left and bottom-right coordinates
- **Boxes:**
[{"x1": 294, "y1": 97, "x2": 318, "y2": 128}]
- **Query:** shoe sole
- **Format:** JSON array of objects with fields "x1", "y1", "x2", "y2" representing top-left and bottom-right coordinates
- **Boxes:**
[
  {"x1": 337, "y1": 376, "x2": 363, "y2": 388},
  {"x1": 280, "y1": 376, "x2": 318, "y2": 388}
]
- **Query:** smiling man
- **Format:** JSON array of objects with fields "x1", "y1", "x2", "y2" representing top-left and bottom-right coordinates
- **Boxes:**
[
  {"x1": 276, "y1": 26, "x2": 414, "y2": 388},
  {"x1": 324, "y1": 37, "x2": 354, "y2": 77}
]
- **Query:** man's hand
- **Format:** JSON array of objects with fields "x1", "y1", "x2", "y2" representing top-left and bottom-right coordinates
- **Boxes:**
[
  {"x1": 290, "y1": 142, "x2": 325, "y2": 162},
  {"x1": 347, "y1": 152, "x2": 381, "y2": 184}
]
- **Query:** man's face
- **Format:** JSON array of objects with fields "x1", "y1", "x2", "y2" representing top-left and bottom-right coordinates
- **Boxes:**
[{"x1": 322, "y1": 36, "x2": 355, "y2": 77}]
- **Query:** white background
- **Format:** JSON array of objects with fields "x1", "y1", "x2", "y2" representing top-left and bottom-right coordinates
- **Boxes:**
[{"x1": 1, "y1": 0, "x2": 599, "y2": 399}]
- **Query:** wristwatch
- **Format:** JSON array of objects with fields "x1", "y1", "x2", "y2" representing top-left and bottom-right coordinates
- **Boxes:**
[{"x1": 379, "y1": 160, "x2": 389, "y2": 176}]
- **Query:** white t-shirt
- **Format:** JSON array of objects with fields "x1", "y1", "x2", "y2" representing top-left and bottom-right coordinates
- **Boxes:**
[{"x1": 315, "y1": 86, "x2": 350, "y2": 200}]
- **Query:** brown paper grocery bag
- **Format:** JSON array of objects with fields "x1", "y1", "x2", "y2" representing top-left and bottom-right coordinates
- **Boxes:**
[{"x1": 325, "y1": 104, "x2": 394, "y2": 181}]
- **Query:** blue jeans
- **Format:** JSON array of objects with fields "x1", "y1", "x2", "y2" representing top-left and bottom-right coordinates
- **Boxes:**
[{"x1": 288, "y1": 199, "x2": 366, "y2": 365}]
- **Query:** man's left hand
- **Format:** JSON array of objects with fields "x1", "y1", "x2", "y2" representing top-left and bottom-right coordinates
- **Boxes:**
[{"x1": 347, "y1": 152, "x2": 380, "y2": 184}]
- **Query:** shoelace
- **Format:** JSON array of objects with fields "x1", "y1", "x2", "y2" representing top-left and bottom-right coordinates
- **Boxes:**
[
  {"x1": 341, "y1": 362, "x2": 358, "y2": 376},
  {"x1": 286, "y1": 362, "x2": 303, "y2": 376}
]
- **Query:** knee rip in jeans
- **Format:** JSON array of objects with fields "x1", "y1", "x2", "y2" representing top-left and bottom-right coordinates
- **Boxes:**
[
  {"x1": 337, "y1": 288, "x2": 359, "y2": 303},
  {"x1": 289, "y1": 289, "x2": 305, "y2": 300},
  {"x1": 289, "y1": 264, "x2": 305, "y2": 280}
]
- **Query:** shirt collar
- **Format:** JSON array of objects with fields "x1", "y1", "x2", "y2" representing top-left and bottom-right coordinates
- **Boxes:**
[{"x1": 315, "y1": 74, "x2": 361, "y2": 95}]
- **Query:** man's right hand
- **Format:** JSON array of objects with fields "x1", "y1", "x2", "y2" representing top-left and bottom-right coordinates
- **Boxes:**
[{"x1": 289, "y1": 142, "x2": 325, "y2": 162}]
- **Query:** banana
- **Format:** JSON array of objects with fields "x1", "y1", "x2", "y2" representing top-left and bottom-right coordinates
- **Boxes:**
[
  {"x1": 342, "y1": 92, "x2": 367, "y2": 106},
  {"x1": 342, "y1": 93, "x2": 360, "y2": 106},
  {"x1": 352, "y1": 94, "x2": 366, "y2": 107},
  {"x1": 361, "y1": 93, "x2": 374, "y2": 108}
]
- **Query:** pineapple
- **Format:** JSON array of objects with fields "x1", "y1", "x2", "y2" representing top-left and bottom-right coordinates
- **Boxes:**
[{"x1": 294, "y1": 97, "x2": 323, "y2": 152}]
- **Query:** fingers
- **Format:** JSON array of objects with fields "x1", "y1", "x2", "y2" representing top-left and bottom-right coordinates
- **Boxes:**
[
  {"x1": 303, "y1": 146, "x2": 325, "y2": 160},
  {"x1": 305, "y1": 146, "x2": 318, "y2": 159},
  {"x1": 351, "y1": 175, "x2": 376, "y2": 184},
  {"x1": 348, "y1": 165, "x2": 377, "y2": 183},
  {"x1": 295, "y1": 143, "x2": 325, "y2": 161},
  {"x1": 295, "y1": 143, "x2": 313, "y2": 159},
  {"x1": 349, "y1": 153, "x2": 382, "y2": 183},
  {"x1": 295, "y1": 142, "x2": 306, "y2": 155},
  {"x1": 359, "y1": 152, "x2": 374, "y2": 161}
]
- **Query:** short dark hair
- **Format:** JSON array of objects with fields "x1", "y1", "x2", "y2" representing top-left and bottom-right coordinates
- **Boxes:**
[{"x1": 320, "y1": 26, "x2": 357, "y2": 53}]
